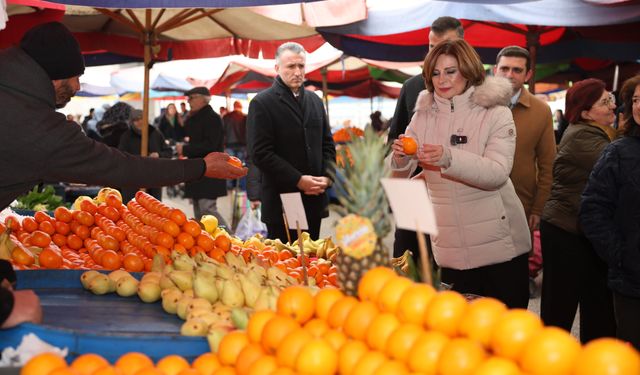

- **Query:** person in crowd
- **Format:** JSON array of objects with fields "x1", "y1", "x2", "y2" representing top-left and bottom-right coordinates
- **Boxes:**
[
  {"x1": 387, "y1": 16, "x2": 464, "y2": 264},
  {"x1": 96, "y1": 102, "x2": 134, "y2": 147},
  {"x1": 81, "y1": 108, "x2": 94, "y2": 134},
  {"x1": 180, "y1": 102, "x2": 189, "y2": 122},
  {"x1": 176, "y1": 87, "x2": 229, "y2": 228},
  {"x1": 389, "y1": 39, "x2": 530, "y2": 308},
  {"x1": 368, "y1": 110, "x2": 388, "y2": 134},
  {"x1": 1, "y1": 259, "x2": 41, "y2": 329},
  {"x1": 493, "y1": 46, "x2": 556, "y2": 288},
  {"x1": 247, "y1": 42, "x2": 336, "y2": 242},
  {"x1": 554, "y1": 109, "x2": 569, "y2": 144},
  {"x1": 86, "y1": 104, "x2": 108, "y2": 141},
  {"x1": 540, "y1": 78, "x2": 617, "y2": 343},
  {"x1": 223, "y1": 101, "x2": 248, "y2": 190},
  {"x1": 158, "y1": 103, "x2": 185, "y2": 143},
  {"x1": 0, "y1": 21, "x2": 246, "y2": 212},
  {"x1": 580, "y1": 75, "x2": 640, "y2": 350},
  {"x1": 118, "y1": 109, "x2": 172, "y2": 203},
  {"x1": 219, "y1": 107, "x2": 228, "y2": 118}
]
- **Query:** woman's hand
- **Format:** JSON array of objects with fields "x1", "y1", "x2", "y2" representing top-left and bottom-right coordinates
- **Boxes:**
[
  {"x1": 417, "y1": 144, "x2": 444, "y2": 167},
  {"x1": 391, "y1": 134, "x2": 409, "y2": 161}
]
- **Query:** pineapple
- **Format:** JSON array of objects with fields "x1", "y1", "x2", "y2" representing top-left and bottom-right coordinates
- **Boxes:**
[{"x1": 331, "y1": 127, "x2": 392, "y2": 296}]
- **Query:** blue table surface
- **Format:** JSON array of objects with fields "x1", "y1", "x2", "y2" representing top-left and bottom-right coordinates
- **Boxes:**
[{"x1": 0, "y1": 270, "x2": 209, "y2": 362}]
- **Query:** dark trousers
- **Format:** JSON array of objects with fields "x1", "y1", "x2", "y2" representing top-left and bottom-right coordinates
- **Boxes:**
[
  {"x1": 440, "y1": 253, "x2": 529, "y2": 309},
  {"x1": 266, "y1": 215, "x2": 322, "y2": 244},
  {"x1": 613, "y1": 291, "x2": 640, "y2": 351},
  {"x1": 393, "y1": 228, "x2": 436, "y2": 268},
  {"x1": 540, "y1": 220, "x2": 616, "y2": 343}
]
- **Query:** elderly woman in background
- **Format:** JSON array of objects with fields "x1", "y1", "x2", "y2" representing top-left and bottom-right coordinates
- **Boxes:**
[
  {"x1": 580, "y1": 75, "x2": 640, "y2": 350},
  {"x1": 540, "y1": 78, "x2": 618, "y2": 343},
  {"x1": 389, "y1": 39, "x2": 530, "y2": 308}
]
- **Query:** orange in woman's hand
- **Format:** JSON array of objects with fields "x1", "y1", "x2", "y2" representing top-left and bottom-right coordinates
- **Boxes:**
[
  {"x1": 401, "y1": 137, "x2": 418, "y2": 155},
  {"x1": 227, "y1": 156, "x2": 243, "y2": 168}
]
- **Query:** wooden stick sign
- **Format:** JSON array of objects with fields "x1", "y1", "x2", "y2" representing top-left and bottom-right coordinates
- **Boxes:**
[
  {"x1": 380, "y1": 178, "x2": 439, "y2": 285},
  {"x1": 280, "y1": 192, "x2": 310, "y2": 286}
]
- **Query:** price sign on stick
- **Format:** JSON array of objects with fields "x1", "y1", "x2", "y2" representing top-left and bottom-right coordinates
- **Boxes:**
[
  {"x1": 280, "y1": 192, "x2": 308, "y2": 230},
  {"x1": 380, "y1": 178, "x2": 438, "y2": 235},
  {"x1": 381, "y1": 178, "x2": 438, "y2": 286},
  {"x1": 280, "y1": 192, "x2": 309, "y2": 285}
]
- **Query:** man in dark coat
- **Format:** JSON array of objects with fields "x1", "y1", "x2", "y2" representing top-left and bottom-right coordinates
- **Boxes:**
[
  {"x1": 0, "y1": 22, "x2": 246, "y2": 326},
  {"x1": 176, "y1": 87, "x2": 229, "y2": 227},
  {"x1": 247, "y1": 42, "x2": 336, "y2": 242}
]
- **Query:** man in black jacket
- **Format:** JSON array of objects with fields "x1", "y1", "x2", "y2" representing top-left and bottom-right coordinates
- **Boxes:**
[
  {"x1": 177, "y1": 87, "x2": 229, "y2": 227},
  {"x1": 0, "y1": 22, "x2": 246, "y2": 211},
  {"x1": 0, "y1": 22, "x2": 246, "y2": 324},
  {"x1": 248, "y1": 42, "x2": 336, "y2": 242}
]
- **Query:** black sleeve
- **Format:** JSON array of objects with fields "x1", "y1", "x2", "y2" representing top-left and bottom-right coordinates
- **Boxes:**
[
  {"x1": 41, "y1": 123, "x2": 205, "y2": 189},
  {"x1": 246, "y1": 156, "x2": 262, "y2": 202},
  {"x1": 388, "y1": 84, "x2": 410, "y2": 144},
  {"x1": 0, "y1": 286, "x2": 14, "y2": 327},
  {"x1": 0, "y1": 259, "x2": 16, "y2": 285},
  {"x1": 183, "y1": 113, "x2": 223, "y2": 158},
  {"x1": 580, "y1": 144, "x2": 623, "y2": 267}
]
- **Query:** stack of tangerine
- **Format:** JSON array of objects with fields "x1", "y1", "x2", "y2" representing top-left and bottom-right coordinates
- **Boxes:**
[
  {"x1": 214, "y1": 266, "x2": 639, "y2": 375},
  {"x1": 3, "y1": 190, "x2": 340, "y2": 288},
  {"x1": 20, "y1": 267, "x2": 640, "y2": 374}
]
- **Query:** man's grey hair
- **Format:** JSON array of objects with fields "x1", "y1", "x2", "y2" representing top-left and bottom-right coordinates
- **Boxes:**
[{"x1": 275, "y1": 42, "x2": 306, "y2": 64}]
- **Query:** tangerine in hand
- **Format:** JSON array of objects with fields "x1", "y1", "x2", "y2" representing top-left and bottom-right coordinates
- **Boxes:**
[
  {"x1": 401, "y1": 137, "x2": 418, "y2": 155},
  {"x1": 227, "y1": 156, "x2": 243, "y2": 168}
]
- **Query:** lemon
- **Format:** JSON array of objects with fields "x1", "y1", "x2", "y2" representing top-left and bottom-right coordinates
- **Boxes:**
[
  {"x1": 73, "y1": 196, "x2": 94, "y2": 210},
  {"x1": 95, "y1": 187, "x2": 122, "y2": 204},
  {"x1": 201, "y1": 215, "x2": 219, "y2": 233}
]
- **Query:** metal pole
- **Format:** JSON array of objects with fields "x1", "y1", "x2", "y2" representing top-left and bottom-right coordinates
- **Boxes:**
[
  {"x1": 321, "y1": 67, "x2": 330, "y2": 125},
  {"x1": 613, "y1": 64, "x2": 620, "y2": 92},
  {"x1": 526, "y1": 28, "x2": 540, "y2": 95},
  {"x1": 141, "y1": 9, "x2": 152, "y2": 157}
]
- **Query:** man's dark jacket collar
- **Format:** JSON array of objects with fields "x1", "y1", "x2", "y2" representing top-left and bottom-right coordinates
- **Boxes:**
[{"x1": 273, "y1": 76, "x2": 305, "y2": 121}]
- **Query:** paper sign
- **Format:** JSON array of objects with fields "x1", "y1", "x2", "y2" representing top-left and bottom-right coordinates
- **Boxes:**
[
  {"x1": 280, "y1": 192, "x2": 309, "y2": 230},
  {"x1": 380, "y1": 178, "x2": 438, "y2": 235}
]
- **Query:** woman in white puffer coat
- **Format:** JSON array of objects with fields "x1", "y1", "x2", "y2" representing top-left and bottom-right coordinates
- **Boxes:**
[{"x1": 390, "y1": 39, "x2": 531, "y2": 308}]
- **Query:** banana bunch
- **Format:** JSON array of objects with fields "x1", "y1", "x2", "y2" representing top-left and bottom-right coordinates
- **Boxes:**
[
  {"x1": 391, "y1": 250, "x2": 421, "y2": 282},
  {"x1": 271, "y1": 232, "x2": 340, "y2": 259},
  {"x1": 0, "y1": 225, "x2": 17, "y2": 260}
]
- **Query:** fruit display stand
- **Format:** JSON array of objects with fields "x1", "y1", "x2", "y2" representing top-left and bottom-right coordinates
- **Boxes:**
[{"x1": 0, "y1": 270, "x2": 208, "y2": 363}]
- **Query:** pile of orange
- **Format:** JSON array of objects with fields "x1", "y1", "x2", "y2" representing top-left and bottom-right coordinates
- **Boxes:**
[
  {"x1": 22, "y1": 351, "x2": 222, "y2": 375},
  {"x1": 20, "y1": 267, "x2": 640, "y2": 374},
  {"x1": 224, "y1": 267, "x2": 639, "y2": 375}
]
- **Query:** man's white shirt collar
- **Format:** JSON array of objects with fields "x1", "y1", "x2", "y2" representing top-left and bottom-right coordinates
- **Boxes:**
[{"x1": 510, "y1": 89, "x2": 522, "y2": 109}]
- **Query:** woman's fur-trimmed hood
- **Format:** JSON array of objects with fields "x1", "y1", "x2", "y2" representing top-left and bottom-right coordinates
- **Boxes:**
[{"x1": 414, "y1": 76, "x2": 513, "y2": 111}]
